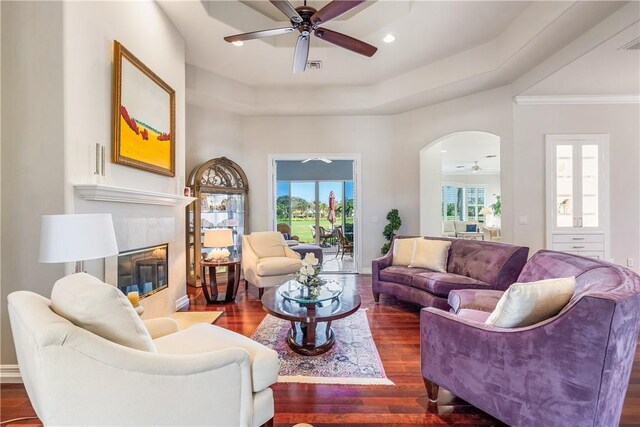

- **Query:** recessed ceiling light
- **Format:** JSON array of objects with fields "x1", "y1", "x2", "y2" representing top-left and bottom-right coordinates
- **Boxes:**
[
  {"x1": 440, "y1": 150, "x2": 447, "y2": 153},
  {"x1": 383, "y1": 34, "x2": 396, "y2": 43},
  {"x1": 232, "y1": 41, "x2": 244, "y2": 47}
]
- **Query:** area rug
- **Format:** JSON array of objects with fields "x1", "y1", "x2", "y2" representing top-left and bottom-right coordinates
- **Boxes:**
[
  {"x1": 171, "y1": 311, "x2": 223, "y2": 329},
  {"x1": 251, "y1": 309, "x2": 393, "y2": 385}
]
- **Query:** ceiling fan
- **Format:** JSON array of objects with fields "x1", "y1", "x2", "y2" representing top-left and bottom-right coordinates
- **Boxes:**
[
  {"x1": 223, "y1": 0, "x2": 378, "y2": 73},
  {"x1": 301, "y1": 157, "x2": 332, "y2": 163},
  {"x1": 471, "y1": 161, "x2": 482, "y2": 174}
]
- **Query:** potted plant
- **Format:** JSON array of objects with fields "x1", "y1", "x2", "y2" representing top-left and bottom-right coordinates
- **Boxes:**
[
  {"x1": 381, "y1": 209, "x2": 401, "y2": 255},
  {"x1": 490, "y1": 195, "x2": 502, "y2": 227}
]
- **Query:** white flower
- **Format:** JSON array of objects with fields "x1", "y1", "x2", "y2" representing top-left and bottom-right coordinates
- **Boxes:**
[
  {"x1": 303, "y1": 253, "x2": 319, "y2": 266},
  {"x1": 298, "y1": 274, "x2": 308, "y2": 283},
  {"x1": 304, "y1": 265, "x2": 315, "y2": 275}
]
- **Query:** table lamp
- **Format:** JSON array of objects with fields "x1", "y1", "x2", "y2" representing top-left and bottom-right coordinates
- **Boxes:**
[
  {"x1": 39, "y1": 213, "x2": 119, "y2": 273},
  {"x1": 204, "y1": 229, "x2": 233, "y2": 262},
  {"x1": 479, "y1": 207, "x2": 493, "y2": 226}
]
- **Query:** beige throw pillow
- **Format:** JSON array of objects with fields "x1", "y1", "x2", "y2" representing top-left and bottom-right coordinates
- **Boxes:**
[
  {"x1": 392, "y1": 238, "x2": 418, "y2": 266},
  {"x1": 51, "y1": 273, "x2": 156, "y2": 352},
  {"x1": 248, "y1": 231, "x2": 286, "y2": 258},
  {"x1": 485, "y1": 276, "x2": 576, "y2": 328},
  {"x1": 409, "y1": 239, "x2": 451, "y2": 272}
]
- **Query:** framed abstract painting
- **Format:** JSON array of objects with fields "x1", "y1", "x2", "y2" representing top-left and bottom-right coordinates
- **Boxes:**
[{"x1": 112, "y1": 40, "x2": 175, "y2": 176}]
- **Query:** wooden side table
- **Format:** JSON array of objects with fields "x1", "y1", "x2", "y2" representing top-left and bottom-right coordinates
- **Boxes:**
[{"x1": 200, "y1": 258, "x2": 241, "y2": 304}]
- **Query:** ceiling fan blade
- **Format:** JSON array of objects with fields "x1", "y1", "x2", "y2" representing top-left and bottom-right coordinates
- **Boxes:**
[
  {"x1": 315, "y1": 27, "x2": 377, "y2": 57},
  {"x1": 311, "y1": 0, "x2": 365, "y2": 26},
  {"x1": 270, "y1": 0, "x2": 303, "y2": 23},
  {"x1": 293, "y1": 34, "x2": 310, "y2": 73},
  {"x1": 224, "y1": 27, "x2": 294, "y2": 43}
]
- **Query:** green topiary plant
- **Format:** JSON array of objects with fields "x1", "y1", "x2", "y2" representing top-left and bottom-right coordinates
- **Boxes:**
[
  {"x1": 381, "y1": 209, "x2": 402, "y2": 255},
  {"x1": 490, "y1": 195, "x2": 502, "y2": 217}
]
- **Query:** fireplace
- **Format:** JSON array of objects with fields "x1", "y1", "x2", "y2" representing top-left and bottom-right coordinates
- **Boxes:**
[{"x1": 115, "y1": 244, "x2": 168, "y2": 299}]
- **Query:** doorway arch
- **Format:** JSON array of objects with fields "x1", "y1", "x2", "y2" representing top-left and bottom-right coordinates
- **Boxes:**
[{"x1": 420, "y1": 131, "x2": 502, "y2": 239}]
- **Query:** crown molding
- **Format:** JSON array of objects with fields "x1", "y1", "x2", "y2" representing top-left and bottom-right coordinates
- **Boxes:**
[
  {"x1": 513, "y1": 95, "x2": 640, "y2": 106},
  {"x1": 75, "y1": 184, "x2": 195, "y2": 207}
]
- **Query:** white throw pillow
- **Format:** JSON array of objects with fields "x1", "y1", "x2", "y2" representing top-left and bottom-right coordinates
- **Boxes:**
[
  {"x1": 392, "y1": 238, "x2": 418, "y2": 266},
  {"x1": 485, "y1": 276, "x2": 576, "y2": 328},
  {"x1": 409, "y1": 239, "x2": 451, "y2": 272},
  {"x1": 51, "y1": 273, "x2": 156, "y2": 352}
]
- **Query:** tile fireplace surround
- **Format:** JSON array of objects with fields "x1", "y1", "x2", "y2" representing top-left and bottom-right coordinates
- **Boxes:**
[{"x1": 75, "y1": 184, "x2": 194, "y2": 319}]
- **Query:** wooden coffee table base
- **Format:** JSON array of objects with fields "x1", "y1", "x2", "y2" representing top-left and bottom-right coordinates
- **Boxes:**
[
  {"x1": 261, "y1": 283, "x2": 361, "y2": 357},
  {"x1": 287, "y1": 320, "x2": 335, "y2": 356}
]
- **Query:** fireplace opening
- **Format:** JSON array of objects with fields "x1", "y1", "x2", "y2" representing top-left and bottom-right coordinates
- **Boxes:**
[{"x1": 116, "y1": 244, "x2": 168, "y2": 299}]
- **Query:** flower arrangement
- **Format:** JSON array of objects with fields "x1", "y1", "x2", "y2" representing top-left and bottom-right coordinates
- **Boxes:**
[
  {"x1": 296, "y1": 253, "x2": 322, "y2": 286},
  {"x1": 206, "y1": 248, "x2": 230, "y2": 262}
]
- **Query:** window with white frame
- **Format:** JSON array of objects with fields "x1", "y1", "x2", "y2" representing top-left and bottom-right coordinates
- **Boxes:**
[{"x1": 441, "y1": 184, "x2": 487, "y2": 222}]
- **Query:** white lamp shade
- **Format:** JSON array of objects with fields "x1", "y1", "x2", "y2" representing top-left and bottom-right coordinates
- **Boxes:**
[
  {"x1": 204, "y1": 229, "x2": 233, "y2": 248},
  {"x1": 479, "y1": 207, "x2": 492, "y2": 215},
  {"x1": 39, "y1": 214, "x2": 119, "y2": 263}
]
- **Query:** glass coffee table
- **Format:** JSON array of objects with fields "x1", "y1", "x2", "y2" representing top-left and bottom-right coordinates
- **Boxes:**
[{"x1": 261, "y1": 280, "x2": 361, "y2": 356}]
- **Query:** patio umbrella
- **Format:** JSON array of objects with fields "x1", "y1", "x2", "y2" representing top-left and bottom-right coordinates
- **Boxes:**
[{"x1": 327, "y1": 191, "x2": 336, "y2": 228}]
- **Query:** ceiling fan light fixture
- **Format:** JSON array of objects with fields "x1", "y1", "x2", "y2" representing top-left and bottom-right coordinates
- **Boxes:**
[
  {"x1": 231, "y1": 41, "x2": 244, "y2": 47},
  {"x1": 383, "y1": 34, "x2": 396, "y2": 43},
  {"x1": 471, "y1": 160, "x2": 481, "y2": 173},
  {"x1": 301, "y1": 157, "x2": 332, "y2": 164}
]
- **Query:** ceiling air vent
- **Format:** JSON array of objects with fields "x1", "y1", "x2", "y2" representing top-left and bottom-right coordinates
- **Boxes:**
[
  {"x1": 619, "y1": 37, "x2": 640, "y2": 51},
  {"x1": 307, "y1": 60, "x2": 322, "y2": 70}
]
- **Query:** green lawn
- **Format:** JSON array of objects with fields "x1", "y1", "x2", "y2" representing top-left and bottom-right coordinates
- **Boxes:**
[{"x1": 279, "y1": 218, "x2": 346, "y2": 243}]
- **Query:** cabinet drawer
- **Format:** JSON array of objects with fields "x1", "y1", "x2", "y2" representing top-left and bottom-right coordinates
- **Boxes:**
[
  {"x1": 552, "y1": 234, "x2": 604, "y2": 243},
  {"x1": 578, "y1": 251, "x2": 603, "y2": 260},
  {"x1": 552, "y1": 242, "x2": 604, "y2": 252}
]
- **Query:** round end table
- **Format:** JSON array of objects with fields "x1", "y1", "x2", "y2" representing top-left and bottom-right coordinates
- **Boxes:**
[{"x1": 200, "y1": 258, "x2": 241, "y2": 304}]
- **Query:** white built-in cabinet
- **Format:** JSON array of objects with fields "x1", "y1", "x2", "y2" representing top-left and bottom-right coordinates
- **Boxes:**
[{"x1": 545, "y1": 134, "x2": 610, "y2": 260}]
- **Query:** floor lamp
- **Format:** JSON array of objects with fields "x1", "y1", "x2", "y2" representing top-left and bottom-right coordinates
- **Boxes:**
[{"x1": 39, "y1": 214, "x2": 119, "y2": 273}]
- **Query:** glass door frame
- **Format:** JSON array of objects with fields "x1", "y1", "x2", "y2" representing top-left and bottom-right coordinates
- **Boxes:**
[
  {"x1": 545, "y1": 134, "x2": 610, "y2": 257},
  {"x1": 278, "y1": 180, "x2": 353, "y2": 247},
  {"x1": 268, "y1": 153, "x2": 362, "y2": 273}
]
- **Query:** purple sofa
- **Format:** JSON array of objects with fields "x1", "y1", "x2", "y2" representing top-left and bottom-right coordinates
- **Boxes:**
[
  {"x1": 372, "y1": 236, "x2": 529, "y2": 309},
  {"x1": 421, "y1": 250, "x2": 640, "y2": 426}
]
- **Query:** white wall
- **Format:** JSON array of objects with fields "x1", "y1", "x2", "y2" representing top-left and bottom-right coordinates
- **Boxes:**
[
  {"x1": 185, "y1": 103, "x2": 243, "y2": 176},
  {"x1": 239, "y1": 115, "x2": 396, "y2": 270},
  {"x1": 420, "y1": 143, "x2": 443, "y2": 235},
  {"x1": 513, "y1": 103, "x2": 640, "y2": 271},
  {"x1": 1, "y1": 1, "x2": 66, "y2": 365},
  {"x1": 63, "y1": 0, "x2": 186, "y2": 197},
  {"x1": 62, "y1": 0, "x2": 187, "y2": 317},
  {"x1": 1, "y1": 0, "x2": 187, "y2": 365},
  {"x1": 393, "y1": 86, "x2": 515, "y2": 243}
]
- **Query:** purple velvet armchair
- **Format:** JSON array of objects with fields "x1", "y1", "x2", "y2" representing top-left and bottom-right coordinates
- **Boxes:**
[{"x1": 420, "y1": 250, "x2": 640, "y2": 426}]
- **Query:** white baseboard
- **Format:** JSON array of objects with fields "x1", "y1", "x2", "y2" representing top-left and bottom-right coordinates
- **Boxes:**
[
  {"x1": 360, "y1": 267, "x2": 372, "y2": 275},
  {"x1": 1, "y1": 365, "x2": 22, "y2": 383},
  {"x1": 175, "y1": 295, "x2": 190, "y2": 311}
]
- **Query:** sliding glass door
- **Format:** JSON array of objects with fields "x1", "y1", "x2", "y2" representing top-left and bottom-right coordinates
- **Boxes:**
[{"x1": 276, "y1": 179, "x2": 355, "y2": 272}]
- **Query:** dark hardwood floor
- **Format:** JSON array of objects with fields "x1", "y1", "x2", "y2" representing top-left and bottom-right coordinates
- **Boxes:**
[{"x1": 2, "y1": 274, "x2": 639, "y2": 426}]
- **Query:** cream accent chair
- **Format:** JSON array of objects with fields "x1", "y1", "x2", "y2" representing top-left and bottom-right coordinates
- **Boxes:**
[
  {"x1": 242, "y1": 231, "x2": 303, "y2": 298},
  {"x1": 7, "y1": 273, "x2": 278, "y2": 427}
]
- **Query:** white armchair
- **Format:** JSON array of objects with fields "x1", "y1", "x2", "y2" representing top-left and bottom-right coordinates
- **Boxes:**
[
  {"x1": 242, "y1": 231, "x2": 303, "y2": 298},
  {"x1": 7, "y1": 273, "x2": 278, "y2": 427}
]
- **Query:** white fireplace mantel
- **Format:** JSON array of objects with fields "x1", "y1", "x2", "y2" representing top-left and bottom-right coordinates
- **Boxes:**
[{"x1": 74, "y1": 184, "x2": 195, "y2": 207}]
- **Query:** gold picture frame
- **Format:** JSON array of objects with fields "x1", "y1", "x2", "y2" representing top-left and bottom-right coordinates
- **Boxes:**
[{"x1": 112, "y1": 40, "x2": 175, "y2": 176}]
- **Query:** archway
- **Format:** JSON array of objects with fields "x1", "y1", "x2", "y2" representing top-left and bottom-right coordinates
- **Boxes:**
[{"x1": 420, "y1": 131, "x2": 502, "y2": 240}]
